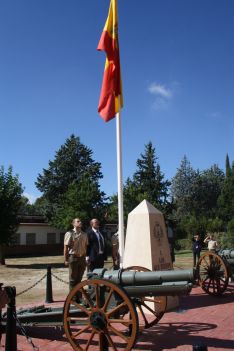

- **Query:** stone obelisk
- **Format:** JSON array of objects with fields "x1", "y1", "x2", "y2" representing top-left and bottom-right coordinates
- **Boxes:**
[{"x1": 123, "y1": 199, "x2": 178, "y2": 310}]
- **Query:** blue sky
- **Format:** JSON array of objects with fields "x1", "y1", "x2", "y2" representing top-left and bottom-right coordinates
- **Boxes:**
[{"x1": 0, "y1": 0, "x2": 233, "y2": 203}]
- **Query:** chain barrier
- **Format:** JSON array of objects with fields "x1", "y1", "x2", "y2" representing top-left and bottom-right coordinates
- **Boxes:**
[
  {"x1": 13, "y1": 311, "x2": 39, "y2": 351},
  {"x1": 16, "y1": 273, "x2": 47, "y2": 297},
  {"x1": 51, "y1": 271, "x2": 69, "y2": 285},
  {"x1": 3, "y1": 268, "x2": 70, "y2": 351}
]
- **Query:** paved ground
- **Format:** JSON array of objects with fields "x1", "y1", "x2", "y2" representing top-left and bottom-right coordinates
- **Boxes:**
[{"x1": 1, "y1": 283, "x2": 234, "y2": 351}]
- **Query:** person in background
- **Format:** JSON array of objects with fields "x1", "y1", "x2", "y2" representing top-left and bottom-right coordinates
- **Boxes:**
[
  {"x1": 86, "y1": 219, "x2": 107, "y2": 272},
  {"x1": 166, "y1": 220, "x2": 175, "y2": 264},
  {"x1": 204, "y1": 233, "x2": 218, "y2": 252},
  {"x1": 64, "y1": 218, "x2": 88, "y2": 301},
  {"x1": 192, "y1": 234, "x2": 203, "y2": 267},
  {"x1": 111, "y1": 230, "x2": 120, "y2": 269}
]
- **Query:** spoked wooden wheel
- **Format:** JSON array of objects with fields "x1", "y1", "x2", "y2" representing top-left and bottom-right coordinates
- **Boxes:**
[
  {"x1": 63, "y1": 278, "x2": 138, "y2": 351},
  {"x1": 123, "y1": 266, "x2": 167, "y2": 330},
  {"x1": 197, "y1": 252, "x2": 229, "y2": 296}
]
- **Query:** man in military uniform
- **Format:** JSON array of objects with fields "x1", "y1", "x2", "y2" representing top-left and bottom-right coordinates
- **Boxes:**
[{"x1": 64, "y1": 218, "x2": 88, "y2": 301}]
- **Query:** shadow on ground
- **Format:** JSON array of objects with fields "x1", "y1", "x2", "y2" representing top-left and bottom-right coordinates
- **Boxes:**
[
  {"x1": 136, "y1": 321, "x2": 234, "y2": 350},
  {"x1": 177, "y1": 283, "x2": 234, "y2": 311},
  {"x1": 6, "y1": 263, "x2": 64, "y2": 269}
]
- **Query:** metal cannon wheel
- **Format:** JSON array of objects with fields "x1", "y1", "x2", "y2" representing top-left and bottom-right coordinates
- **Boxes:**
[
  {"x1": 197, "y1": 252, "x2": 229, "y2": 296},
  {"x1": 123, "y1": 266, "x2": 167, "y2": 330},
  {"x1": 63, "y1": 278, "x2": 139, "y2": 351}
]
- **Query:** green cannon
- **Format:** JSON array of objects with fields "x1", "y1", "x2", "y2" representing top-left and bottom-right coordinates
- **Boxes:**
[
  {"x1": 197, "y1": 248, "x2": 234, "y2": 296},
  {"x1": 63, "y1": 266, "x2": 195, "y2": 351},
  {"x1": 219, "y1": 248, "x2": 234, "y2": 259}
]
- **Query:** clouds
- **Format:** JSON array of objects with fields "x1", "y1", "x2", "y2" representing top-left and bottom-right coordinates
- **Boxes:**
[{"x1": 148, "y1": 82, "x2": 178, "y2": 110}]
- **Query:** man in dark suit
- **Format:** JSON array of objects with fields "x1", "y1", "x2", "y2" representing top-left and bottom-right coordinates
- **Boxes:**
[{"x1": 86, "y1": 218, "x2": 107, "y2": 271}]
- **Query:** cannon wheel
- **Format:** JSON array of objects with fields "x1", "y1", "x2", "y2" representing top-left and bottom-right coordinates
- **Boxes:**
[
  {"x1": 197, "y1": 252, "x2": 229, "y2": 296},
  {"x1": 123, "y1": 266, "x2": 167, "y2": 330},
  {"x1": 63, "y1": 278, "x2": 139, "y2": 351}
]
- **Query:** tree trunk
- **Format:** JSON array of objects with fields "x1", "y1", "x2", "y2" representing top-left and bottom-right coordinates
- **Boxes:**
[{"x1": 0, "y1": 245, "x2": 6, "y2": 265}]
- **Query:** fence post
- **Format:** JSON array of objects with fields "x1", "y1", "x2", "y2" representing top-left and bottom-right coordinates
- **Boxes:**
[
  {"x1": 5, "y1": 286, "x2": 17, "y2": 351},
  {"x1": 45, "y1": 266, "x2": 53, "y2": 303}
]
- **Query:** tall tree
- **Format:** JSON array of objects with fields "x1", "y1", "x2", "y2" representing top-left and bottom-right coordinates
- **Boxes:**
[
  {"x1": 171, "y1": 155, "x2": 198, "y2": 219},
  {"x1": 225, "y1": 154, "x2": 231, "y2": 176},
  {"x1": 190, "y1": 165, "x2": 225, "y2": 218},
  {"x1": 35, "y1": 135, "x2": 106, "y2": 226},
  {"x1": 52, "y1": 178, "x2": 106, "y2": 230},
  {"x1": 124, "y1": 142, "x2": 171, "y2": 216},
  {"x1": 0, "y1": 166, "x2": 24, "y2": 264},
  {"x1": 134, "y1": 142, "x2": 170, "y2": 205},
  {"x1": 218, "y1": 159, "x2": 234, "y2": 222}
]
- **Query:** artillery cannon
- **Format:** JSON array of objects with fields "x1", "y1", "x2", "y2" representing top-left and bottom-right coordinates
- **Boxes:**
[
  {"x1": 63, "y1": 267, "x2": 195, "y2": 351},
  {"x1": 2, "y1": 267, "x2": 195, "y2": 351},
  {"x1": 197, "y1": 248, "x2": 234, "y2": 296}
]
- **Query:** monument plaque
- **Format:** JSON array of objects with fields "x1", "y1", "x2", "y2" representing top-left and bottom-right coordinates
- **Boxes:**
[{"x1": 123, "y1": 199, "x2": 179, "y2": 310}]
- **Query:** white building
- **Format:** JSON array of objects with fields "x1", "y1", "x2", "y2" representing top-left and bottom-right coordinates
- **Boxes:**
[
  {"x1": 6, "y1": 216, "x2": 117, "y2": 257},
  {"x1": 6, "y1": 216, "x2": 64, "y2": 256}
]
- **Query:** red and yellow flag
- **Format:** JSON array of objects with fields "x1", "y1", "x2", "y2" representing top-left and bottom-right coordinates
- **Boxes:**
[{"x1": 97, "y1": 0, "x2": 123, "y2": 122}]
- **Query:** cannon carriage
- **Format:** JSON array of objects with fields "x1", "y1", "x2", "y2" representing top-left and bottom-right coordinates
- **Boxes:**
[
  {"x1": 2, "y1": 266, "x2": 195, "y2": 351},
  {"x1": 3, "y1": 250, "x2": 233, "y2": 350},
  {"x1": 196, "y1": 248, "x2": 234, "y2": 296},
  {"x1": 63, "y1": 267, "x2": 194, "y2": 351}
]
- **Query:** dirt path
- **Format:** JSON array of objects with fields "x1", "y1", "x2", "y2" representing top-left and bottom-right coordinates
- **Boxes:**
[{"x1": 0, "y1": 256, "x2": 70, "y2": 305}]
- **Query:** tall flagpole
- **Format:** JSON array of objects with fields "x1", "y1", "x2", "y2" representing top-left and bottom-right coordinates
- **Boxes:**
[
  {"x1": 97, "y1": 0, "x2": 124, "y2": 265},
  {"x1": 116, "y1": 110, "x2": 124, "y2": 267}
]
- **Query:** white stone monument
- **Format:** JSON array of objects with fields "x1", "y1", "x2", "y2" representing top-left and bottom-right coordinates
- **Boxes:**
[{"x1": 123, "y1": 199, "x2": 178, "y2": 310}]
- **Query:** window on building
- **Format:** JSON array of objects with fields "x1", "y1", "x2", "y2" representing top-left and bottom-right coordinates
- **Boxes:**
[
  {"x1": 60, "y1": 233, "x2": 65, "y2": 244},
  {"x1": 47, "y1": 233, "x2": 56, "y2": 244},
  {"x1": 26, "y1": 233, "x2": 36, "y2": 245}
]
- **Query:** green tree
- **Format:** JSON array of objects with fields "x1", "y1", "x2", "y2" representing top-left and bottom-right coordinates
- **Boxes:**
[
  {"x1": 190, "y1": 165, "x2": 224, "y2": 218},
  {"x1": 225, "y1": 154, "x2": 231, "y2": 177},
  {"x1": 133, "y1": 142, "x2": 171, "y2": 208},
  {"x1": 19, "y1": 196, "x2": 43, "y2": 215},
  {"x1": 171, "y1": 155, "x2": 199, "y2": 220},
  {"x1": 35, "y1": 135, "x2": 106, "y2": 226},
  {"x1": 52, "y1": 178, "x2": 106, "y2": 230},
  {"x1": 108, "y1": 142, "x2": 171, "y2": 222},
  {"x1": 0, "y1": 166, "x2": 24, "y2": 264},
  {"x1": 218, "y1": 160, "x2": 234, "y2": 222}
]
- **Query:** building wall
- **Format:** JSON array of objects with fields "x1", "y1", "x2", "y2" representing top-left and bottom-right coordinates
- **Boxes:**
[
  {"x1": 6, "y1": 221, "x2": 118, "y2": 257},
  {"x1": 17, "y1": 223, "x2": 64, "y2": 245},
  {"x1": 6, "y1": 222, "x2": 65, "y2": 257}
]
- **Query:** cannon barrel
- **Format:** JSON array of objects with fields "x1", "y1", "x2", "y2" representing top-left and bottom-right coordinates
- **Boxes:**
[
  {"x1": 124, "y1": 281, "x2": 193, "y2": 297},
  {"x1": 220, "y1": 249, "x2": 234, "y2": 260},
  {"x1": 91, "y1": 268, "x2": 195, "y2": 296}
]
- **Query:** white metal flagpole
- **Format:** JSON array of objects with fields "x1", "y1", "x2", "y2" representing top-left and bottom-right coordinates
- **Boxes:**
[{"x1": 116, "y1": 110, "x2": 124, "y2": 267}]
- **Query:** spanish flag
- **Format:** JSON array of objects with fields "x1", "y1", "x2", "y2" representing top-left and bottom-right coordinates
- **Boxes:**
[{"x1": 97, "y1": 0, "x2": 123, "y2": 122}]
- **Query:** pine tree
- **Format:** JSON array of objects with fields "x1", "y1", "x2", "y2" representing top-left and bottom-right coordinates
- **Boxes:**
[
  {"x1": 171, "y1": 155, "x2": 198, "y2": 219},
  {"x1": 225, "y1": 154, "x2": 231, "y2": 177},
  {"x1": 35, "y1": 135, "x2": 106, "y2": 226},
  {"x1": 124, "y1": 142, "x2": 171, "y2": 214}
]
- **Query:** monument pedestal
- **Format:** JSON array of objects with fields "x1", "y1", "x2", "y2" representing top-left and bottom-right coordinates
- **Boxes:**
[{"x1": 123, "y1": 200, "x2": 179, "y2": 311}]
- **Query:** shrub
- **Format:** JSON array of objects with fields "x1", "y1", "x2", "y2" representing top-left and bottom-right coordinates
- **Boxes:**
[
  {"x1": 175, "y1": 238, "x2": 192, "y2": 251},
  {"x1": 218, "y1": 232, "x2": 234, "y2": 249}
]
